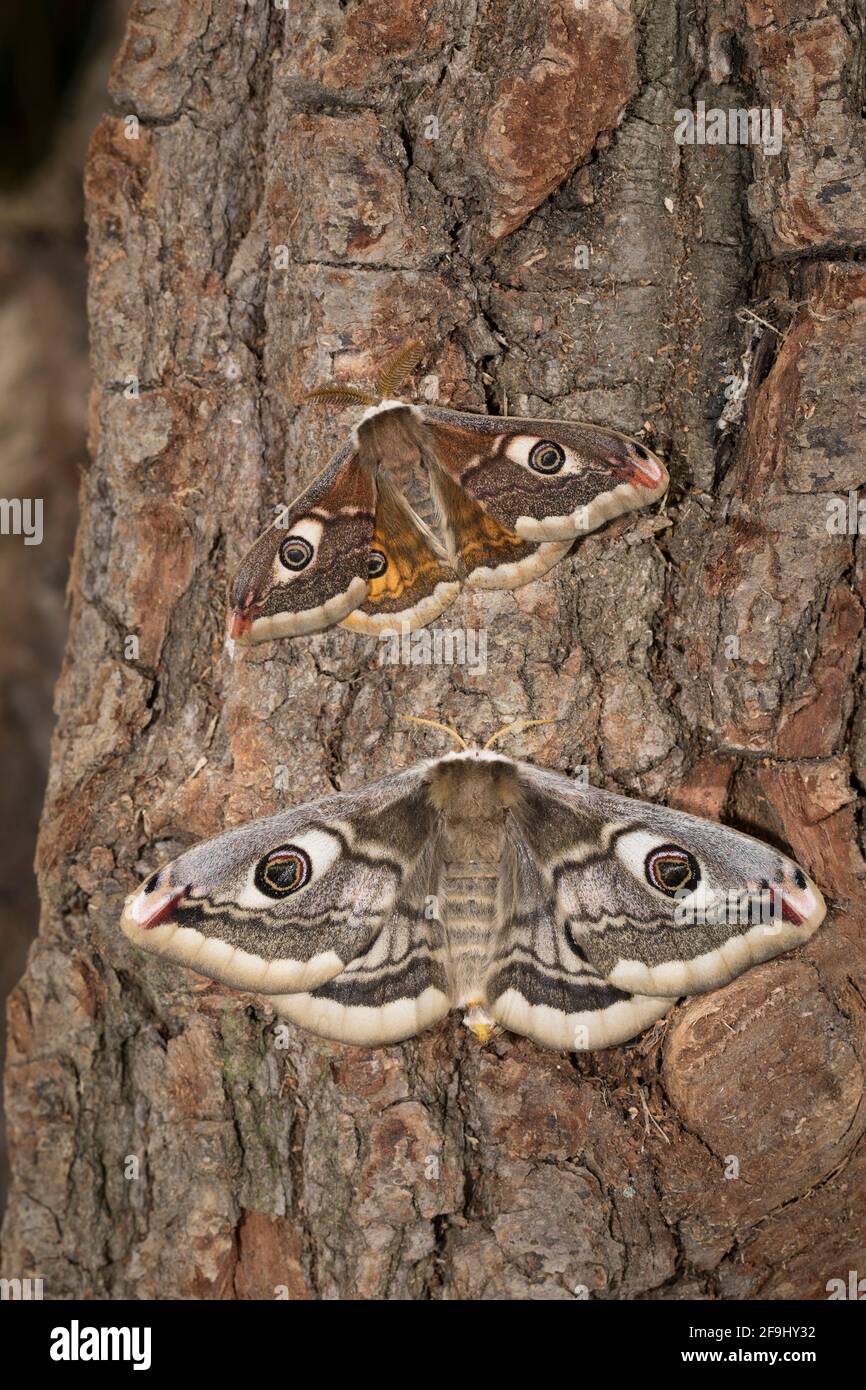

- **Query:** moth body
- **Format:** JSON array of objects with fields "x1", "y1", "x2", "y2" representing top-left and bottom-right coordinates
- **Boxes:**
[
  {"x1": 121, "y1": 748, "x2": 826, "y2": 1052},
  {"x1": 227, "y1": 389, "x2": 670, "y2": 644},
  {"x1": 354, "y1": 401, "x2": 439, "y2": 532},
  {"x1": 429, "y1": 757, "x2": 518, "y2": 1029},
  {"x1": 352, "y1": 398, "x2": 424, "y2": 443}
]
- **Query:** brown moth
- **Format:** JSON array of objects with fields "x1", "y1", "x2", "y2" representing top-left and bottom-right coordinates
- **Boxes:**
[{"x1": 227, "y1": 345, "x2": 669, "y2": 642}]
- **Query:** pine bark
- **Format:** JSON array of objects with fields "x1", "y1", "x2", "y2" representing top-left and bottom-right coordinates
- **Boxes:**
[{"x1": 3, "y1": 0, "x2": 865, "y2": 1299}]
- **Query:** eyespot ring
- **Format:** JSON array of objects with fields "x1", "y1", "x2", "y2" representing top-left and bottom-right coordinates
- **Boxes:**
[
  {"x1": 528, "y1": 440, "x2": 566, "y2": 474},
  {"x1": 645, "y1": 844, "x2": 701, "y2": 897},
  {"x1": 367, "y1": 549, "x2": 388, "y2": 579},
  {"x1": 279, "y1": 536, "x2": 314, "y2": 571},
  {"x1": 254, "y1": 845, "x2": 312, "y2": 898}
]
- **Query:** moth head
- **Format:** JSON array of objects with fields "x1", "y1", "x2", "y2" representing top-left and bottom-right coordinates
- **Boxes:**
[
  {"x1": 120, "y1": 816, "x2": 382, "y2": 994},
  {"x1": 353, "y1": 401, "x2": 426, "y2": 468},
  {"x1": 427, "y1": 753, "x2": 520, "y2": 817}
]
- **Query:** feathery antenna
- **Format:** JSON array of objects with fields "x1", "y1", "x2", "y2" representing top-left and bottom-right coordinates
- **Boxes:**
[
  {"x1": 301, "y1": 340, "x2": 427, "y2": 412},
  {"x1": 300, "y1": 384, "x2": 379, "y2": 408},
  {"x1": 376, "y1": 340, "x2": 425, "y2": 399}
]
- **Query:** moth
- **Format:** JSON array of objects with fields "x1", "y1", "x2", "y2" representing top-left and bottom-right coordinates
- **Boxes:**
[
  {"x1": 121, "y1": 722, "x2": 825, "y2": 1051},
  {"x1": 227, "y1": 344, "x2": 669, "y2": 643}
]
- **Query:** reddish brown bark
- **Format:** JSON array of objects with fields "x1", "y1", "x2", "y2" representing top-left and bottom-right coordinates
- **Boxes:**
[{"x1": 2, "y1": 0, "x2": 865, "y2": 1299}]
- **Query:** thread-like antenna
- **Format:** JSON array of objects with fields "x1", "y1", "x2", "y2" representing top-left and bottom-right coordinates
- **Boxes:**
[
  {"x1": 402, "y1": 715, "x2": 468, "y2": 751},
  {"x1": 484, "y1": 717, "x2": 560, "y2": 750}
]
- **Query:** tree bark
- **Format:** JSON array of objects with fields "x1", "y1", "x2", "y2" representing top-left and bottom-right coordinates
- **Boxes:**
[{"x1": 3, "y1": 0, "x2": 865, "y2": 1299}]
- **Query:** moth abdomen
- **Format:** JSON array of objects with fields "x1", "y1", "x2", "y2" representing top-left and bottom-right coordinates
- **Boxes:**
[{"x1": 439, "y1": 838, "x2": 507, "y2": 1008}]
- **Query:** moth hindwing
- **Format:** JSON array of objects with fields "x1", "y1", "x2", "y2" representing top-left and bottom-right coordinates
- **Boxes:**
[{"x1": 122, "y1": 752, "x2": 824, "y2": 1051}]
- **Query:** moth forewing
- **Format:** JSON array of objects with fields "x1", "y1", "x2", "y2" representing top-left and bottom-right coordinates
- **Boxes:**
[
  {"x1": 509, "y1": 760, "x2": 826, "y2": 1003},
  {"x1": 227, "y1": 442, "x2": 375, "y2": 643},
  {"x1": 416, "y1": 405, "x2": 670, "y2": 547}
]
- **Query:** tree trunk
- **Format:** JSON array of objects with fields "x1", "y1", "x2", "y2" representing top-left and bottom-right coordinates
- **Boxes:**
[{"x1": 3, "y1": 0, "x2": 865, "y2": 1300}]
